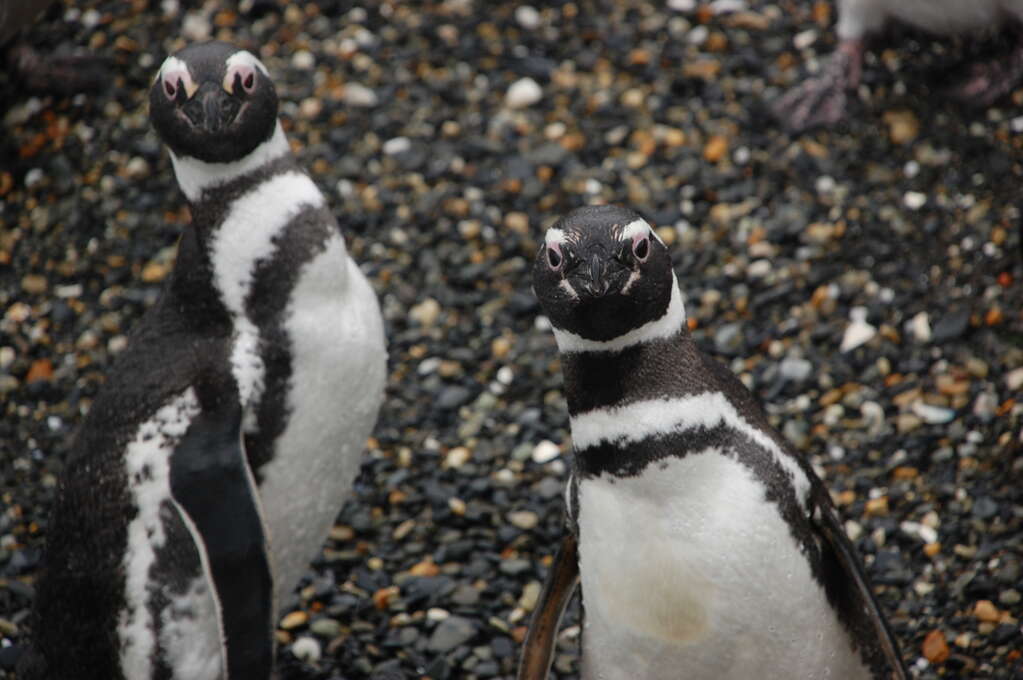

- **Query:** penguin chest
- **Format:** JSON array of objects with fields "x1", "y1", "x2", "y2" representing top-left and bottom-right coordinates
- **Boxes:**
[
  {"x1": 576, "y1": 448, "x2": 869, "y2": 680},
  {"x1": 251, "y1": 237, "x2": 387, "y2": 606}
]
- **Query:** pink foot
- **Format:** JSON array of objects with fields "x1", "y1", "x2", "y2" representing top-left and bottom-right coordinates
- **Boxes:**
[
  {"x1": 772, "y1": 39, "x2": 864, "y2": 133},
  {"x1": 945, "y1": 39, "x2": 1023, "y2": 107}
]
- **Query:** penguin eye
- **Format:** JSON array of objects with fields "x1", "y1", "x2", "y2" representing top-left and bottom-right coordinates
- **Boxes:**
[
  {"x1": 163, "y1": 76, "x2": 177, "y2": 100},
  {"x1": 546, "y1": 242, "x2": 563, "y2": 271},
  {"x1": 632, "y1": 234, "x2": 650, "y2": 262},
  {"x1": 243, "y1": 72, "x2": 256, "y2": 92}
]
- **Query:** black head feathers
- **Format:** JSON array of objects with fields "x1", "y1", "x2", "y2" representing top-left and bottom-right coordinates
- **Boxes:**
[
  {"x1": 149, "y1": 41, "x2": 278, "y2": 164},
  {"x1": 532, "y1": 205, "x2": 676, "y2": 345}
]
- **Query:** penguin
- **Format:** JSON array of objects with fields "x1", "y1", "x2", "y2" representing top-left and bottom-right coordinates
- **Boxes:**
[
  {"x1": 772, "y1": 0, "x2": 1023, "y2": 132},
  {"x1": 518, "y1": 205, "x2": 908, "y2": 680},
  {"x1": 18, "y1": 41, "x2": 387, "y2": 680}
]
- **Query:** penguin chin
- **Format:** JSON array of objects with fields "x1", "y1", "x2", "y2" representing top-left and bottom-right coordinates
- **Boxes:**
[{"x1": 560, "y1": 293, "x2": 657, "y2": 342}]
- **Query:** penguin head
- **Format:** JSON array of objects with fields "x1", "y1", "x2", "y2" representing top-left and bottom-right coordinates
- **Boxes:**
[
  {"x1": 532, "y1": 205, "x2": 675, "y2": 343},
  {"x1": 149, "y1": 41, "x2": 278, "y2": 164}
]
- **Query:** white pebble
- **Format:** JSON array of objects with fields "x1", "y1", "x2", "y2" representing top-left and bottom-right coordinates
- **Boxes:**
[
  {"x1": 1005, "y1": 367, "x2": 1023, "y2": 392},
  {"x1": 531, "y1": 440, "x2": 560, "y2": 464},
  {"x1": 860, "y1": 401, "x2": 885, "y2": 434},
  {"x1": 907, "y1": 311, "x2": 931, "y2": 343},
  {"x1": 505, "y1": 77, "x2": 543, "y2": 109},
  {"x1": 181, "y1": 11, "x2": 210, "y2": 41},
  {"x1": 687, "y1": 25, "x2": 709, "y2": 45},
  {"x1": 291, "y1": 636, "x2": 321, "y2": 663},
  {"x1": 427, "y1": 607, "x2": 450, "y2": 621},
  {"x1": 815, "y1": 175, "x2": 835, "y2": 194},
  {"x1": 24, "y1": 169, "x2": 44, "y2": 189},
  {"x1": 904, "y1": 160, "x2": 920, "y2": 178},
  {"x1": 344, "y1": 82, "x2": 378, "y2": 108},
  {"x1": 81, "y1": 8, "x2": 101, "y2": 27},
  {"x1": 496, "y1": 366, "x2": 514, "y2": 385},
  {"x1": 840, "y1": 308, "x2": 876, "y2": 353},
  {"x1": 709, "y1": 0, "x2": 746, "y2": 12},
  {"x1": 383, "y1": 136, "x2": 412, "y2": 155},
  {"x1": 903, "y1": 191, "x2": 927, "y2": 210},
  {"x1": 292, "y1": 50, "x2": 316, "y2": 69},
  {"x1": 747, "y1": 259, "x2": 771, "y2": 278},
  {"x1": 507, "y1": 511, "x2": 539, "y2": 530},
  {"x1": 1012, "y1": 116, "x2": 1023, "y2": 133},
  {"x1": 793, "y1": 29, "x2": 818, "y2": 50},
  {"x1": 515, "y1": 5, "x2": 541, "y2": 29},
  {"x1": 912, "y1": 401, "x2": 956, "y2": 424},
  {"x1": 667, "y1": 0, "x2": 696, "y2": 10}
]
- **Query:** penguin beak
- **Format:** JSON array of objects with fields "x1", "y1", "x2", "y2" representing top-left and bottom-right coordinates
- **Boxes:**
[
  {"x1": 182, "y1": 82, "x2": 241, "y2": 134},
  {"x1": 580, "y1": 253, "x2": 611, "y2": 298}
]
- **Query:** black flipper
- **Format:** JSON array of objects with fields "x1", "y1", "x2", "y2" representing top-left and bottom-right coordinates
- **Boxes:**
[
  {"x1": 810, "y1": 484, "x2": 908, "y2": 680},
  {"x1": 517, "y1": 534, "x2": 579, "y2": 680},
  {"x1": 169, "y1": 391, "x2": 274, "y2": 680}
]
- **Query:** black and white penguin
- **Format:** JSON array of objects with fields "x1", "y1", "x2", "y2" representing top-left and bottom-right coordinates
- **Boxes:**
[
  {"x1": 773, "y1": 0, "x2": 1023, "y2": 132},
  {"x1": 19, "y1": 41, "x2": 387, "y2": 680},
  {"x1": 518, "y1": 205, "x2": 907, "y2": 680}
]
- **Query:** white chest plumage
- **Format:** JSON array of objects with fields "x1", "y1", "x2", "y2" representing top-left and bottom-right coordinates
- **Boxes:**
[
  {"x1": 577, "y1": 450, "x2": 869, "y2": 680},
  {"x1": 177, "y1": 127, "x2": 387, "y2": 608},
  {"x1": 837, "y1": 0, "x2": 1023, "y2": 39},
  {"x1": 206, "y1": 167, "x2": 386, "y2": 608},
  {"x1": 255, "y1": 235, "x2": 386, "y2": 607}
]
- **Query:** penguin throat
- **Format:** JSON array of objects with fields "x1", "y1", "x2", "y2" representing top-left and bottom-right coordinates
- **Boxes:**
[
  {"x1": 552, "y1": 273, "x2": 686, "y2": 354},
  {"x1": 169, "y1": 120, "x2": 290, "y2": 203}
]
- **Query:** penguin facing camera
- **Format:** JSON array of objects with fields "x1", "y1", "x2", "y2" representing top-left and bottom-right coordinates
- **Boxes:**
[
  {"x1": 19, "y1": 41, "x2": 387, "y2": 680},
  {"x1": 518, "y1": 205, "x2": 907, "y2": 680}
]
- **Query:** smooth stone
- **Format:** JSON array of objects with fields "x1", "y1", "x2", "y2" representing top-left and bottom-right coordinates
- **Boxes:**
[{"x1": 427, "y1": 615, "x2": 478, "y2": 652}]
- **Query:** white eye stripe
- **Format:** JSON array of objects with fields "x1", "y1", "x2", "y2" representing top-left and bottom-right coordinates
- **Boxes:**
[
  {"x1": 621, "y1": 218, "x2": 662, "y2": 245},
  {"x1": 226, "y1": 50, "x2": 270, "y2": 76},
  {"x1": 544, "y1": 227, "x2": 567, "y2": 246},
  {"x1": 155, "y1": 55, "x2": 188, "y2": 84}
]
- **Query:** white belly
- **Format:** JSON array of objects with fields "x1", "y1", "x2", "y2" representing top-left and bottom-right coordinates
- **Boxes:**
[
  {"x1": 577, "y1": 450, "x2": 869, "y2": 680},
  {"x1": 838, "y1": 0, "x2": 1022, "y2": 38},
  {"x1": 256, "y1": 237, "x2": 387, "y2": 608}
]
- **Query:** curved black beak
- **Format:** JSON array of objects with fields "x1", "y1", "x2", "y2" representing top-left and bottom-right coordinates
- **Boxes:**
[
  {"x1": 579, "y1": 253, "x2": 611, "y2": 297},
  {"x1": 183, "y1": 81, "x2": 241, "y2": 133}
]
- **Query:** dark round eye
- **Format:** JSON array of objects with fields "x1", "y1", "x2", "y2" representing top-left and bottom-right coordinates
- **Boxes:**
[
  {"x1": 633, "y1": 235, "x2": 650, "y2": 261},
  {"x1": 242, "y1": 72, "x2": 255, "y2": 92},
  {"x1": 546, "y1": 243, "x2": 563, "y2": 271},
  {"x1": 163, "y1": 77, "x2": 177, "y2": 99}
]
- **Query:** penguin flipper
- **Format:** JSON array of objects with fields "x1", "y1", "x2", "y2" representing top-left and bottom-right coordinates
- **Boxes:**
[
  {"x1": 517, "y1": 533, "x2": 579, "y2": 680},
  {"x1": 169, "y1": 393, "x2": 275, "y2": 680},
  {"x1": 810, "y1": 486, "x2": 908, "y2": 680}
]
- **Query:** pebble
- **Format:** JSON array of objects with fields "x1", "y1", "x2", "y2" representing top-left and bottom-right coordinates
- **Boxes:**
[
  {"x1": 531, "y1": 440, "x2": 560, "y2": 464},
  {"x1": 280, "y1": 611, "x2": 309, "y2": 630},
  {"x1": 911, "y1": 401, "x2": 955, "y2": 425},
  {"x1": 1005, "y1": 367, "x2": 1023, "y2": 392},
  {"x1": 907, "y1": 312, "x2": 931, "y2": 343},
  {"x1": 922, "y1": 630, "x2": 950, "y2": 663},
  {"x1": 343, "y1": 82, "x2": 378, "y2": 107},
  {"x1": 291, "y1": 636, "x2": 321, "y2": 663},
  {"x1": 507, "y1": 511, "x2": 539, "y2": 530},
  {"x1": 383, "y1": 137, "x2": 412, "y2": 156},
  {"x1": 514, "y1": 5, "x2": 541, "y2": 29},
  {"x1": 779, "y1": 357, "x2": 813, "y2": 383},
  {"x1": 309, "y1": 618, "x2": 342, "y2": 638},
  {"x1": 409, "y1": 298, "x2": 441, "y2": 326},
  {"x1": 505, "y1": 78, "x2": 543, "y2": 109},
  {"x1": 903, "y1": 191, "x2": 927, "y2": 210},
  {"x1": 292, "y1": 50, "x2": 316, "y2": 69},
  {"x1": 427, "y1": 615, "x2": 478, "y2": 652},
  {"x1": 973, "y1": 600, "x2": 1000, "y2": 623},
  {"x1": 840, "y1": 308, "x2": 876, "y2": 353}
]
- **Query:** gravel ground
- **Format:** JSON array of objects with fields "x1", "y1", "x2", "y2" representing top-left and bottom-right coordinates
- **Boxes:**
[{"x1": 1, "y1": 1, "x2": 1022, "y2": 678}]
